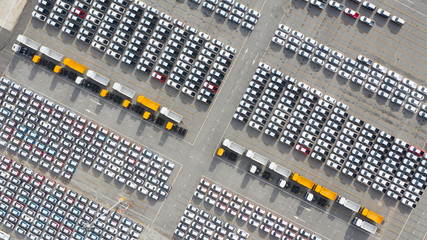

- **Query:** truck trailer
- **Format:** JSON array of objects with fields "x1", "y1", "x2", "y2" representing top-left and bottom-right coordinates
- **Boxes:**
[
  {"x1": 112, "y1": 83, "x2": 136, "y2": 99},
  {"x1": 39, "y1": 46, "x2": 64, "y2": 62},
  {"x1": 268, "y1": 162, "x2": 292, "y2": 178},
  {"x1": 291, "y1": 173, "x2": 315, "y2": 189},
  {"x1": 359, "y1": 207, "x2": 384, "y2": 224},
  {"x1": 63, "y1": 58, "x2": 87, "y2": 74},
  {"x1": 336, "y1": 196, "x2": 361, "y2": 212},
  {"x1": 313, "y1": 184, "x2": 338, "y2": 201},
  {"x1": 352, "y1": 217, "x2": 377, "y2": 234},
  {"x1": 137, "y1": 96, "x2": 160, "y2": 112},
  {"x1": 86, "y1": 70, "x2": 110, "y2": 87},
  {"x1": 160, "y1": 107, "x2": 183, "y2": 123},
  {"x1": 222, "y1": 139, "x2": 245, "y2": 155},
  {"x1": 246, "y1": 150, "x2": 269, "y2": 166},
  {"x1": 13, "y1": 34, "x2": 41, "y2": 51}
]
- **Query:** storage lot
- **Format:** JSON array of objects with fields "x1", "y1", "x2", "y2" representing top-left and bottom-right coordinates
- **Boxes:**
[
  {"x1": 0, "y1": 0, "x2": 425, "y2": 239},
  {"x1": 175, "y1": 177, "x2": 325, "y2": 240},
  {"x1": 233, "y1": 61, "x2": 426, "y2": 209},
  {"x1": 0, "y1": 156, "x2": 144, "y2": 239},
  {"x1": 23, "y1": 0, "x2": 263, "y2": 144}
]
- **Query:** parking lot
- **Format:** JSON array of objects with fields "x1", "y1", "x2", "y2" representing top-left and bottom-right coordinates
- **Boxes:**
[
  {"x1": 21, "y1": 0, "x2": 269, "y2": 144},
  {"x1": 0, "y1": 0, "x2": 426, "y2": 239}
]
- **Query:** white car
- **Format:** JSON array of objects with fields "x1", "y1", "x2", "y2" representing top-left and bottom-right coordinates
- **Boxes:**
[
  {"x1": 338, "y1": 70, "x2": 351, "y2": 79},
  {"x1": 325, "y1": 63, "x2": 338, "y2": 73},
  {"x1": 364, "y1": 83, "x2": 378, "y2": 93},
  {"x1": 291, "y1": 30, "x2": 304, "y2": 40},
  {"x1": 275, "y1": 30, "x2": 288, "y2": 40},
  {"x1": 272, "y1": 37, "x2": 285, "y2": 46},
  {"x1": 278, "y1": 24, "x2": 291, "y2": 33}
]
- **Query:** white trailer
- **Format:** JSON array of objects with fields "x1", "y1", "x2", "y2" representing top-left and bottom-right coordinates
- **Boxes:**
[
  {"x1": 246, "y1": 150, "x2": 268, "y2": 166},
  {"x1": 268, "y1": 162, "x2": 292, "y2": 178},
  {"x1": 222, "y1": 139, "x2": 245, "y2": 155},
  {"x1": 160, "y1": 107, "x2": 183, "y2": 123},
  {"x1": 352, "y1": 217, "x2": 377, "y2": 234},
  {"x1": 13, "y1": 34, "x2": 41, "y2": 51},
  {"x1": 39, "y1": 46, "x2": 64, "y2": 62},
  {"x1": 112, "y1": 83, "x2": 136, "y2": 99},
  {"x1": 86, "y1": 70, "x2": 110, "y2": 87},
  {"x1": 337, "y1": 196, "x2": 361, "y2": 212}
]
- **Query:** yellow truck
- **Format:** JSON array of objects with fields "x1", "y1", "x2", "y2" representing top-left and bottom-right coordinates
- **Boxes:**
[
  {"x1": 100, "y1": 89, "x2": 108, "y2": 97},
  {"x1": 32, "y1": 55, "x2": 41, "y2": 63},
  {"x1": 313, "y1": 184, "x2": 338, "y2": 201},
  {"x1": 291, "y1": 173, "x2": 315, "y2": 189},
  {"x1": 137, "y1": 95, "x2": 160, "y2": 112},
  {"x1": 53, "y1": 65, "x2": 62, "y2": 73},
  {"x1": 122, "y1": 99, "x2": 131, "y2": 108},
  {"x1": 217, "y1": 148, "x2": 225, "y2": 156},
  {"x1": 63, "y1": 58, "x2": 87, "y2": 74},
  {"x1": 359, "y1": 207, "x2": 384, "y2": 224}
]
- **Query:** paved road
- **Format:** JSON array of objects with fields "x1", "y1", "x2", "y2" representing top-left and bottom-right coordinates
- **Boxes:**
[{"x1": 0, "y1": 0, "x2": 426, "y2": 239}]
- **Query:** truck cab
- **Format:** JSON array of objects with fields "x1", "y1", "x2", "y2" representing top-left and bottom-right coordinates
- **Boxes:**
[{"x1": 248, "y1": 164, "x2": 260, "y2": 174}]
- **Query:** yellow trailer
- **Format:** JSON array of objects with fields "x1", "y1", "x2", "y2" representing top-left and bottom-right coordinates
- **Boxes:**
[
  {"x1": 137, "y1": 95, "x2": 160, "y2": 111},
  {"x1": 313, "y1": 185, "x2": 338, "y2": 201},
  {"x1": 291, "y1": 173, "x2": 315, "y2": 189},
  {"x1": 63, "y1": 57, "x2": 87, "y2": 74},
  {"x1": 360, "y1": 208, "x2": 383, "y2": 224}
]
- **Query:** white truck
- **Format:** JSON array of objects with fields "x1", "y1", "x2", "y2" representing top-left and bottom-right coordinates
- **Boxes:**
[
  {"x1": 39, "y1": 46, "x2": 64, "y2": 62},
  {"x1": 160, "y1": 107, "x2": 183, "y2": 123},
  {"x1": 112, "y1": 83, "x2": 136, "y2": 99},
  {"x1": 268, "y1": 162, "x2": 292, "y2": 178},
  {"x1": 336, "y1": 196, "x2": 361, "y2": 212},
  {"x1": 353, "y1": 217, "x2": 377, "y2": 234},
  {"x1": 12, "y1": 34, "x2": 41, "y2": 52},
  {"x1": 85, "y1": 70, "x2": 110, "y2": 87},
  {"x1": 246, "y1": 150, "x2": 269, "y2": 166},
  {"x1": 222, "y1": 139, "x2": 245, "y2": 155}
]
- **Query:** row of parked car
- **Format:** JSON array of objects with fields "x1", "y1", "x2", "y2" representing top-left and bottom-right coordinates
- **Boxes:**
[
  {"x1": 233, "y1": 62, "x2": 426, "y2": 209},
  {"x1": 271, "y1": 23, "x2": 427, "y2": 117},
  {"x1": 192, "y1": 0, "x2": 260, "y2": 31},
  {"x1": 144, "y1": 14, "x2": 237, "y2": 105},
  {"x1": 0, "y1": 76, "x2": 175, "y2": 201},
  {"x1": 0, "y1": 77, "x2": 87, "y2": 180},
  {"x1": 327, "y1": 0, "x2": 405, "y2": 26},
  {"x1": 83, "y1": 135, "x2": 175, "y2": 201},
  {"x1": 0, "y1": 156, "x2": 144, "y2": 240},
  {"x1": 177, "y1": 178, "x2": 321, "y2": 240}
]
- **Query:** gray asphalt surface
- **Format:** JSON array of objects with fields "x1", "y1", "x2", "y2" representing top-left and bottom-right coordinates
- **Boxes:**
[{"x1": 0, "y1": 0, "x2": 426, "y2": 239}]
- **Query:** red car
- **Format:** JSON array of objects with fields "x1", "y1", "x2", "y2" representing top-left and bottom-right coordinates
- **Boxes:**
[
  {"x1": 0, "y1": 133, "x2": 11, "y2": 140},
  {"x1": 409, "y1": 145, "x2": 424, "y2": 156},
  {"x1": 72, "y1": 7, "x2": 86, "y2": 18},
  {"x1": 35, "y1": 173, "x2": 45, "y2": 182},
  {"x1": 344, "y1": 8, "x2": 359, "y2": 18},
  {"x1": 173, "y1": 19, "x2": 185, "y2": 28},
  {"x1": 1, "y1": 156, "x2": 12, "y2": 165},
  {"x1": 0, "y1": 163, "x2": 9, "y2": 171},
  {"x1": 295, "y1": 144, "x2": 310, "y2": 155},
  {"x1": 204, "y1": 82, "x2": 218, "y2": 93},
  {"x1": 152, "y1": 72, "x2": 167, "y2": 82}
]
